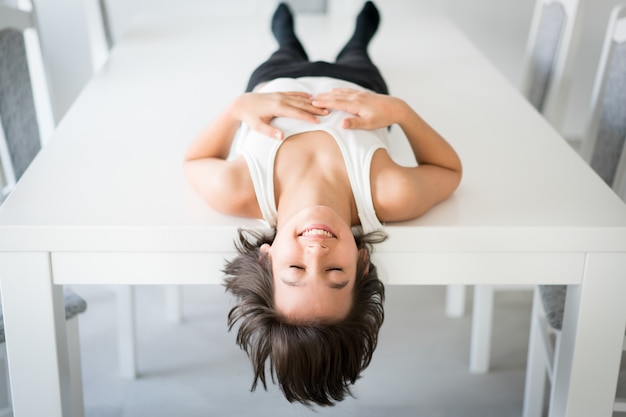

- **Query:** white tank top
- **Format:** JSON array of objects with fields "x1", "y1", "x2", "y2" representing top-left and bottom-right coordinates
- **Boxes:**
[{"x1": 236, "y1": 77, "x2": 389, "y2": 234}]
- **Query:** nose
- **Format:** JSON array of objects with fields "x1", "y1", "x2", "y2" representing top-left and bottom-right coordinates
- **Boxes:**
[
  {"x1": 305, "y1": 241, "x2": 329, "y2": 252},
  {"x1": 303, "y1": 243, "x2": 330, "y2": 273}
]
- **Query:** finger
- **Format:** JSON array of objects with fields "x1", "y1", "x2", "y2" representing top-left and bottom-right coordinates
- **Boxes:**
[
  {"x1": 332, "y1": 88, "x2": 359, "y2": 93},
  {"x1": 311, "y1": 92, "x2": 347, "y2": 103},
  {"x1": 251, "y1": 120, "x2": 284, "y2": 140},
  {"x1": 297, "y1": 103, "x2": 330, "y2": 116},
  {"x1": 301, "y1": 105, "x2": 330, "y2": 116},
  {"x1": 311, "y1": 97, "x2": 335, "y2": 108},
  {"x1": 314, "y1": 88, "x2": 359, "y2": 101},
  {"x1": 283, "y1": 97, "x2": 329, "y2": 116},
  {"x1": 312, "y1": 90, "x2": 360, "y2": 107},
  {"x1": 342, "y1": 117, "x2": 364, "y2": 130},
  {"x1": 276, "y1": 98, "x2": 330, "y2": 121},
  {"x1": 273, "y1": 129, "x2": 284, "y2": 140},
  {"x1": 282, "y1": 91, "x2": 313, "y2": 98},
  {"x1": 280, "y1": 106, "x2": 322, "y2": 123},
  {"x1": 312, "y1": 98, "x2": 360, "y2": 115},
  {"x1": 328, "y1": 88, "x2": 359, "y2": 97}
]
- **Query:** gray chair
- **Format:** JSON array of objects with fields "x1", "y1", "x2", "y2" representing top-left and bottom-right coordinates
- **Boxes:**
[
  {"x1": 614, "y1": 142, "x2": 626, "y2": 201},
  {"x1": 0, "y1": 0, "x2": 145, "y2": 383},
  {"x1": 464, "y1": 0, "x2": 582, "y2": 374},
  {"x1": 0, "y1": 289, "x2": 87, "y2": 417},
  {"x1": 0, "y1": 3, "x2": 56, "y2": 201},
  {"x1": 0, "y1": 8, "x2": 88, "y2": 417},
  {"x1": 521, "y1": 0, "x2": 581, "y2": 120},
  {"x1": 1, "y1": 0, "x2": 178, "y2": 382},
  {"x1": 522, "y1": 5, "x2": 626, "y2": 416},
  {"x1": 0, "y1": 27, "x2": 41, "y2": 201}
]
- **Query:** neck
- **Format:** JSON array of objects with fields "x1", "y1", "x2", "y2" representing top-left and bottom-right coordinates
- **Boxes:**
[{"x1": 272, "y1": 131, "x2": 358, "y2": 228}]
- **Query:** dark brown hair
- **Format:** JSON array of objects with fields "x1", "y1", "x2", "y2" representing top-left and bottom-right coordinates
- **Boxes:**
[{"x1": 223, "y1": 227, "x2": 387, "y2": 407}]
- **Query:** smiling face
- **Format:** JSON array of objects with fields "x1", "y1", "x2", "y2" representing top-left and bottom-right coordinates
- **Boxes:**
[{"x1": 261, "y1": 206, "x2": 359, "y2": 323}]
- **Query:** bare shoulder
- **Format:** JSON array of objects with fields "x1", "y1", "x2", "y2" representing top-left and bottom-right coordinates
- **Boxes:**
[
  {"x1": 369, "y1": 148, "x2": 460, "y2": 222},
  {"x1": 369, "y1": 149, "x2": 420, "y2": 222},
  {"x1": 184, "y1": 156, "x2": 261, "y2": 218}
]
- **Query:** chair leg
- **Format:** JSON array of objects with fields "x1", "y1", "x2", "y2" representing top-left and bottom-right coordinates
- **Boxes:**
[
  {"x1": 0, "y1": 118, "x2": 17, "y2": 199},
  {"x1": 0, "y1": 317, "x2": 85, "y2": 417},
  {"x1": 616, "y1": 335, "x2": 626, "y2": 412},
  {"x1": 445, "y1": 285, "x2": 466, "y2": 317},
  {"x1": 116, "y1": 286, "x2": 137, "y2": 379},
  {"x1": 615, "y1": 399, "x2": 626, "y2": 413},
  {"x1": 522, "y1": 287, "x2": 548, "y2": 417},
  {"x1": 0, "y1": 344, "x2": 12, "y2": 417},
  {"x1": 165, "y1": 285, "x2": 183, "y2": 323},
  {"x1": 66, "y1": 316, "x2": 85, "y2": 417},
  {"x1": 469, "y1": 285, "x2": 494, "y2": 373}
]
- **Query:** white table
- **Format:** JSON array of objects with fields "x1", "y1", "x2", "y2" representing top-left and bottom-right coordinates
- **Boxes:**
[{"x1": 1, "y1": 6, "x2": 626, "y2": 417}]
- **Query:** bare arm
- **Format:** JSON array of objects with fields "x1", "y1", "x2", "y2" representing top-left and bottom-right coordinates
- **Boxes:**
[{"x1": 312, "y1": 88, "x2": 462, "y2": 220}]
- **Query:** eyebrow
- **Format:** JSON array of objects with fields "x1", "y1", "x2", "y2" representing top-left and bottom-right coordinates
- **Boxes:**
[{"x1": 280, "y1": 278, "x2": 349, "y2": 290}]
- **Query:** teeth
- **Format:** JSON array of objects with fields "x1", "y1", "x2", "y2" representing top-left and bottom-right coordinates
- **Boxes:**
[{"x1": 302, "y1": 229, "x2": 334, "y2": 238}]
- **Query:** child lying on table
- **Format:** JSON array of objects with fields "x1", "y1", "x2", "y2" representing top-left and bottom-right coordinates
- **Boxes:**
[{"x1": 184, "y1": 1, "x2": 461, "y2": 407}]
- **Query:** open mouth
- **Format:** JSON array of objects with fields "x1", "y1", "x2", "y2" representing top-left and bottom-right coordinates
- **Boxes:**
[{"x1": 299, "y1": 225, "x2": 336, "y2": 238}]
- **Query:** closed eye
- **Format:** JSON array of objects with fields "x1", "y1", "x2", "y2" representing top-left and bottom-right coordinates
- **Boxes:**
[
  {"x1": 289, "y1": 265, "x2": 304, "y2": 270},
  {"x1": 327, "y1": 267, "x2": 343, "y2": 272},
  {"x1": 329, "y1": 281, "x2": 349, "y2": 289}
]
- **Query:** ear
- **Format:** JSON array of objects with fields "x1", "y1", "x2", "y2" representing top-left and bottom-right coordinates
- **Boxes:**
[{"x1": 258, "y1": 243, "x2": 271, "y2": 264}]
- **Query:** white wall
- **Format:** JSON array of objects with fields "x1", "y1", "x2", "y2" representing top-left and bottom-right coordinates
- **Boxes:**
[
  {"x1": 440, "y1": 0, "x2": 624, "y2": 139},
  {"x1": 31, "y1": 0, "x2": 95, "y2": 123},
  {"x1": 42, "y1": 0, "x2": 624, "y2": 140}
]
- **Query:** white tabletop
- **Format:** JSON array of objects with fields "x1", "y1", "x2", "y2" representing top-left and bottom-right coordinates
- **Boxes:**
[
  {"x1": 0, "y1": 5, "x2": 625, "y2": 417},
  {"x1": 1, "y1": 10, "x2": 625, "y2": 256}
]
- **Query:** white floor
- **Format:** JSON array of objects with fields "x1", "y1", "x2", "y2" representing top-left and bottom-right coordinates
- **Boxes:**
[
  {"x1": 73, "y1": 284, "x2": 535, "y2": 417},
  {"x1": 71, "y1": 283, "x2": 626, "y2": 416}
]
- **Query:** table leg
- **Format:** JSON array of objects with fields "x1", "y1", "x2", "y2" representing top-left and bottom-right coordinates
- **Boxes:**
[
  {"x1": 550, "y1": 253, "x2": 626, "y2": 417},
  {"x1": 469, "y1": 285, "x2": 494, "y2": 373},
  {"x1": 0, "y1": 252, "x2": 72, "y2": 417},
  {"x1": 445, "y1": 285, "x2": 466, "y2": 317},
  {"x1": 116, "y1": 285, "x2": 138, "y2": 379},
  {"x1": 165, "y1": 285, "x2": 183, "y2": 323}
]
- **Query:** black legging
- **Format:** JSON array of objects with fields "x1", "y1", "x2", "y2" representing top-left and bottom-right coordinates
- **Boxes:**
[{"x1": 245, "y1": 34, "x2": 388, "y2": 95}]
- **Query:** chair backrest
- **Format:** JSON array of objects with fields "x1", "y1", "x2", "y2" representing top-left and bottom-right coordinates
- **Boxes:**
[
  {"x1": 0, "y1": 2, "x2": 113, "y2": 203},
  {"x1": 0, "y1": 10, "x2": 43, "y2": 201},
  {"x1": 613, "y1": 136, "x2": 626, "y2": 201},
  {"x1": 580, "y1": 4, "x2": 626, "y2": 188},
  {"x1": 98, "y1": 0, "x2": 114, "y2": 51},
  {"x1": 539, "y1": 4, "x2": 626, "y2": 333},
  {"x1": 538, "y1": 285, "x2": 567, "y2": 330},
  {"x1": 521, "y1": 0, "x2": 580, "y2": 125}
]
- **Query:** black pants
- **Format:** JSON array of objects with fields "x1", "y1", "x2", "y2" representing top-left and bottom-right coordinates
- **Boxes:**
[{"x1": 245, "y1": 37, "x2": 388, "y2": 95}]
